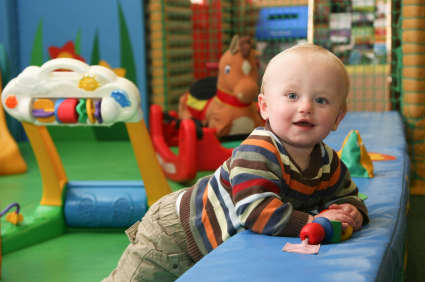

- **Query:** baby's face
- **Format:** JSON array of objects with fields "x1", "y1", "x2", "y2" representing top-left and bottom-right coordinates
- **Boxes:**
[{"x1": 258, "y1": 53, "x2": 346, "y2": 150}]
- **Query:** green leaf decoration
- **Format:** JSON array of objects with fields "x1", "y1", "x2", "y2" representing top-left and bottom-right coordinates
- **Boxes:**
[
  {"x1": 75, "y1": 28, "x2": 82, "y2": 55},
  {"x1": 0, "y1": 44, "x2": 9, "y2": 85},
  {"x1": 91, "y1": 30, "x2": 100, "y2": 66},
  {"x1": 358, "y1": 192, "x2": 368, "y2": 201},
  {"x1": 30, "y1": 19, "x2": 44, "y2": 66},
  {"x1": 118, "y1": 2, "x2": 137, "y2": 86}
]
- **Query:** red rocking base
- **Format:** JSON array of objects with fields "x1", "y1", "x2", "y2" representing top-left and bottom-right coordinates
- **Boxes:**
[{"x1": 149, "y1": 104, "x2": 233, "y2": 183}]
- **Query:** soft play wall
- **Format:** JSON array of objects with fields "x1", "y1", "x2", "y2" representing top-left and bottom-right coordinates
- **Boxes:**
[{"x1": 400, "y1": 0, "x2": 425, "y2": 194}]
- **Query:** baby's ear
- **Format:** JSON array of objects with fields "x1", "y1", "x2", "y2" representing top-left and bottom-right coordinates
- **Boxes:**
[
  {"x1": 258, "y1": 93, "x2": 269, "y2": 120},
  {"x1": 332, "y1": 109, "x2": 347, "y2": 131}
]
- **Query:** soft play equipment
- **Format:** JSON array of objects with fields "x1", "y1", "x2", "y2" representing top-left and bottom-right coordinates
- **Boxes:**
[
  {"x1": 178, "y1": 34, "x2": 264, "y2": 137},
  {"x1": 149, "y1": 35, "x2": 264, "y2": 183},
  {"x1": 0, "y1": 58, "x2": 171, "y2": 255},
  {"x1": 338, "y1": 130, "x2": 374, "y2": 178},
  {"x1": 177, "y1": 111, "x2": 409, "y2": 281},
  {"x1": 0, "y1": 67, "x2": 27, "y2": 176}
]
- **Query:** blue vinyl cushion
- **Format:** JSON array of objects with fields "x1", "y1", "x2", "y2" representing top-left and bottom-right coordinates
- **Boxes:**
[{"x1": 177, "y1": 112, "x2": 409, "y2": 282}]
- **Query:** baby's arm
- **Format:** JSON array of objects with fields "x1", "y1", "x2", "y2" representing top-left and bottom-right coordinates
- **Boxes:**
[
  {"x1": 314, "y1": 147, "x2": 369, "y2": 230},
  {"x1": 229, "y1": 134, "x2": 309, "y2": 237}
]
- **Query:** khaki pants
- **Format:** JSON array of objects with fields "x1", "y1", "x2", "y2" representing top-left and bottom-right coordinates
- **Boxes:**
[{"x1": 103, "y1": 189, "x2": 193, "y2": 282}]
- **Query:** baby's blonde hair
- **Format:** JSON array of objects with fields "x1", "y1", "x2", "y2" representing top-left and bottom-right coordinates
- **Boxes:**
[{"x1": 260, "y1": 43, "x2": 350, "y2": 109}]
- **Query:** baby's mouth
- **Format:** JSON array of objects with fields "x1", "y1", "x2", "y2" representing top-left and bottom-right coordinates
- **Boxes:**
[{"x1": 293, "y1": 121, "x2": 314, "y2": 127}]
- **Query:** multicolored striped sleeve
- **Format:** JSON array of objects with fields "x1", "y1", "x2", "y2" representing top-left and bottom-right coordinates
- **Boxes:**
[
  {"x1": 227, "y1": 129, "x2": 306, "y2": 236},
  {"x1": 319, "y1": 146, "x2": 369, "y2": 224}
]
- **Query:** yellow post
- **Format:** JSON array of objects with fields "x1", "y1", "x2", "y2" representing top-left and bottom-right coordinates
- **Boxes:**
[
  {"x1": 0, "y1": 69, "x2": 27, "y2": 176},
  {"x1": 126, "y1": 121, "x2": 172, "y2": 207},
  {"x1": 21, "y1": 123, "x2": 67, "y2": 206}
]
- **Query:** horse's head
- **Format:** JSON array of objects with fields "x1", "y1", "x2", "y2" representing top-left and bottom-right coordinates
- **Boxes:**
[{"x1": 217, "y1": 35, "x2": 259, "y2": 104}]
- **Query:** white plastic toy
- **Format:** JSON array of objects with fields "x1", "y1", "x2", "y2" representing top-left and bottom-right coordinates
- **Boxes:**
[{"x1": 1, "y1": 58, "x2": 142, "y2": 125}]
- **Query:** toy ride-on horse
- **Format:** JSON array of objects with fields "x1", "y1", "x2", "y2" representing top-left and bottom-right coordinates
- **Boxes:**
[{"x1": 150, "y1": 35, "x2": 264, "y2": 183}]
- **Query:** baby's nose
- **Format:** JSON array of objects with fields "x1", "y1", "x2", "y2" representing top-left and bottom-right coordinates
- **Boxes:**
[{"x1": 299, "y1": 100, "x2": 314, "y2": 114}]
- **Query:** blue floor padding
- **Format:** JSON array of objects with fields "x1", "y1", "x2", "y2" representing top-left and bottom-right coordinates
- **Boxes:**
[{"x1": 177, "y1": 111, "x2": 410, "y2": 282}]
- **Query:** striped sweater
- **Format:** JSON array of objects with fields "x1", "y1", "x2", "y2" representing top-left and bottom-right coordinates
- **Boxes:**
[{"x1": 179, "y1": 124, "x2": 369, "y2": 262}]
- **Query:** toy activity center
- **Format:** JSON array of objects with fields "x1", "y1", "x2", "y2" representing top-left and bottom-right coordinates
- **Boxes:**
[{"x1": 0, "y1": 0, "x2": 424, "y2": 281}]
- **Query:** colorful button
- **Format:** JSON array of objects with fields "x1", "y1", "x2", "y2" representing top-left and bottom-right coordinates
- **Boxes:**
[
  {"x1": 76, "y1": 99, "x2": 88, "y2": 124},
  {"x1": 32, "y1": 99, "x2": 55, "y2": 123},
  {"x1": 86, "y1": 98, "x2": 96, "y2": 124},
  {"x1": 5, "y1": 95, "x2": 18, "y2": 109},
  {"x1": 57, "y1": 98, "x2": 79, "y2": 123},
  {"x1": 94, "y1": 100, "x2": 102, "y2": 124}
]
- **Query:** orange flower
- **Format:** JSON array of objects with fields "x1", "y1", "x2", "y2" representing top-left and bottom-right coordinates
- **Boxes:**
[
  {"x1": 5, "y1": 95, "x2": 18, "y2": 109},
  {"x1": 98, "y1": 60, "x2": 126, "y2": 77},
  {"x1": 48, "y1": 41, "x2": 85, "y2": 62}
]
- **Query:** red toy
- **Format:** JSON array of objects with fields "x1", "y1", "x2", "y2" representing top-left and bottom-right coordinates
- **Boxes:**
[
  {"x1": 300, "y1": 222, "x2": 326, "y2": 245},
  {"x1": 149, "y1": 104, "x2": 233, "y2": 182}
]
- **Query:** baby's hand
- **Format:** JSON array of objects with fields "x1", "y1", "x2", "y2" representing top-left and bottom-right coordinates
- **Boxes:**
[
  {"x1": 328, "y1": 204, "x2": 364, "y2": 231},
  {"x1": 314, "y1": 207, "x2": 356, "y2": 230}
]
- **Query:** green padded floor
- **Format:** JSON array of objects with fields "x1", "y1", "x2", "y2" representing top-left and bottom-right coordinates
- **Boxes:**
[
  {"x1": 0, "y1": 141, "x2": 200, "y2": 281},
  {"x1": 1, "y1": 232, "x2": 127, "y2": 282}
]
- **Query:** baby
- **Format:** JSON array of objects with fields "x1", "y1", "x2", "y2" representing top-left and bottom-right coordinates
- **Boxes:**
[{"x1": 103, "y1": 43, "x2": 368, "y2": 282}]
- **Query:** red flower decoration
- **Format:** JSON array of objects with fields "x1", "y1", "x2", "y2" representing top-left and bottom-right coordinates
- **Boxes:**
[{"x1": 48, "y1": 41, "x2": 85, "y2": 62}]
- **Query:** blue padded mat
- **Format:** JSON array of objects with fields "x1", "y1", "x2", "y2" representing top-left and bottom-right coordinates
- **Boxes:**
[{"x1": 177, "y1": 112, "x2": 410, "y2": 282}]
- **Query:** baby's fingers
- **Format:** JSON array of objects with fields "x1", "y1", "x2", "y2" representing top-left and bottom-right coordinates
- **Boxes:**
[
  {"x1": 341, "y1": 222, "x2": 351, "y2": 230},
  {"x1": 329, "y1": 204, "x2": 354, "y2": 213},
  {"x1": 335, "y1": 213, "x2": 356, "y2": 228},
  {"x1": 328, "y1": 204, "x2": 341, "y2": 210}
]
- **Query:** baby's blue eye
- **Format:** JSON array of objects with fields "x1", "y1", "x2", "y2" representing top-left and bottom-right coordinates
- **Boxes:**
[
  {"x1": 287, "y1": 93, "x2": 298, "y2": 99},
  {"x1": 315, "y1": 98, "x2": 326, "y2": 104},
  {"x1": 225, "y1": 65, "x2": 231, "y2": 74}
]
